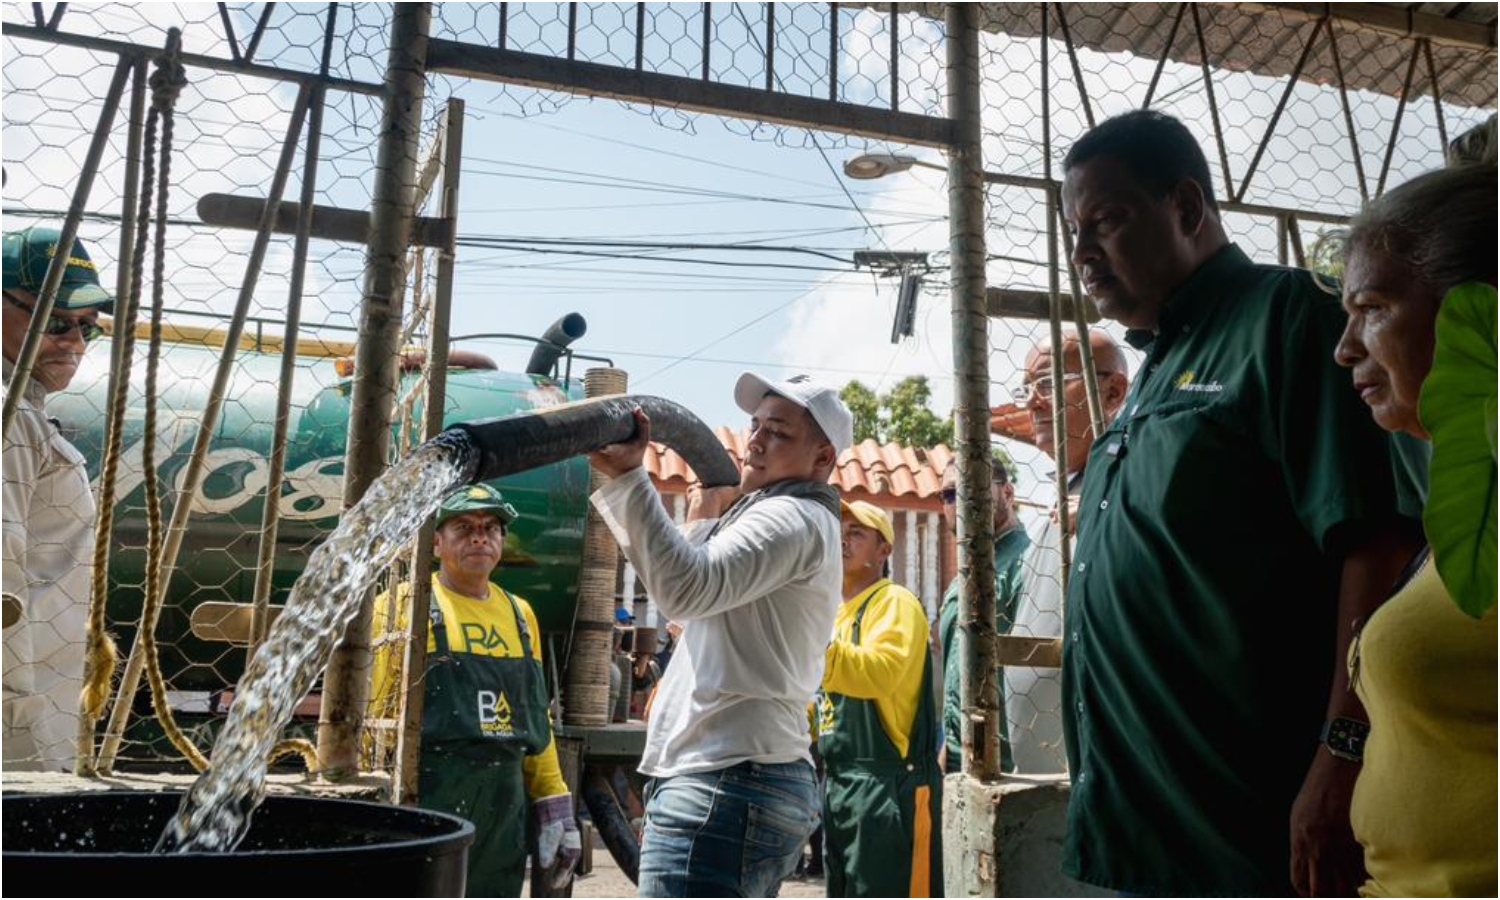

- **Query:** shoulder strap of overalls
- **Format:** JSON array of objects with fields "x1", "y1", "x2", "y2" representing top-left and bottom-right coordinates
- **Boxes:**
[
  {"x1": 428, "y1": 582, "x2": 450, "y2": 657},
  {"x1": 707, "y1": 479, "x2": 840, "y2": 539},
  {"x1": 847, "y1": 579, "x2": 890, "y2": 646},
  {"x1": 495, "y1": 586, "x2": 535, "y2": 661}
]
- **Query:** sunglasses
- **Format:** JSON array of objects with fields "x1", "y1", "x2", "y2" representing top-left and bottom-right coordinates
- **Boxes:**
[{"x1": 4, "y1": 293, "x2": 104, "y2": 343}]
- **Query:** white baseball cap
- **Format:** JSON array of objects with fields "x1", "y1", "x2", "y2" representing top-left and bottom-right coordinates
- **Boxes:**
[{"x1": 734, "y1": 372, "x2": 854, "y2": 454}]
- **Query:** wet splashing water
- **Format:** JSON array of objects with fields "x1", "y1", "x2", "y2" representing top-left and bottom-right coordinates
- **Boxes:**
[{"x1": 156, "y1": 432, "x2": 476, "y2": 853}]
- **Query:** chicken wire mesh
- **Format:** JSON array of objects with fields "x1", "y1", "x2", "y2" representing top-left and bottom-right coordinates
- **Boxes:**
[
  {"x1": 1, "y1": 1, "x2": 421, "y2": 771},
  {"x1": 971, "y1": 2, "x2": 1493, "y2": 775},
  {"x1": 432, "y1": 2, "x2": 948, "y2": 146},
  {"x1": 2, "y1": 2, "x2": 1493, "y2": 778}
]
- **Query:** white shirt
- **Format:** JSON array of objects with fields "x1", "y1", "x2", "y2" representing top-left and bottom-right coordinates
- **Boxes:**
[
  {"x1": 2, "y1": 360, "x2": 91, "y2": 771},
  {"x1": 1004, "y1": 477, "x2": 1084, "y2": 776},
  {"x1": 591, "y1": 467, "x2": 840, "y2": 778}
]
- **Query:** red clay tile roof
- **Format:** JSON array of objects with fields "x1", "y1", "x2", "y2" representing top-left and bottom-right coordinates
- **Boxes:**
[{"x1": 643, "y1": 428, "x2": 953, "y2": 503}]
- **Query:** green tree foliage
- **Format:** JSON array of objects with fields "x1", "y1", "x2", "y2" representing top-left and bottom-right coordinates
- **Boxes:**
[
  {"x1": 840, "y1": 380, "x2": 881, "y2": 444},
  {"x1": 884, "y1": 376, "x2": 952, "y2": 449},
  {"x1": 1306, "y1": 228, "x2": 1346, "y2": 280},
  {"x1": 840, "y1": 375, "x2": 954, "y2": 449}
]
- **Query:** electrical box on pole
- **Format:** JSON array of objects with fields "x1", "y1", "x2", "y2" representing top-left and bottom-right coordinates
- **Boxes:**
[{"x1": 853, "y1": 250, "x2": 930, "y2": 345}]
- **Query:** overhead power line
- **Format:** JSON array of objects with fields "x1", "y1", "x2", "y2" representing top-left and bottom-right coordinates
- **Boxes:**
[{"x1": 458, "y1": 236, "x2": 853, "y2": 264}]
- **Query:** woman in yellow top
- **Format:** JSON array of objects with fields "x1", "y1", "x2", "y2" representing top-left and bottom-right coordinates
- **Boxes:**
[
  {"x1": 817, "y1": 500, "x2": 942, "y2": 898},
  {"x1": 1333, "y1": 159, "x2": 1496, "y2": 897},
  {"x1": 370, "y1": 484, "x2": 579, "y2": 896}
]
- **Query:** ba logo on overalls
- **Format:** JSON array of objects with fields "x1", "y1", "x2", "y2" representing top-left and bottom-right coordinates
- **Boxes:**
[
  {"x1": 478, "y1": 689, "x2": 515, "y2": 736},
  {"x1": 817, "y1": 693, "x2": 836, "y2": 737}
]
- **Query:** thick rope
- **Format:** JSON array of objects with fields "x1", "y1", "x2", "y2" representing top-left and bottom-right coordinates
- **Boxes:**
[
  {"x1": 118, "y1": 30, "x2": 213, "y2": 773},
  {"x1": 83, "y1": 56, "x2": 166, "y2": 775},
  {"x1": 75, "y1": 76, "x2": 146, "y2": 772},
  {"x1": 269, "y1": 737, "x2": 319, "y2": 771}
]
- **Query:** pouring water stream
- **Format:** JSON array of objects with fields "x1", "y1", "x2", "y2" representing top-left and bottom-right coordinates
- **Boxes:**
[{"x1": 156, "y1": 431, "x2": 476, "y2": 852}]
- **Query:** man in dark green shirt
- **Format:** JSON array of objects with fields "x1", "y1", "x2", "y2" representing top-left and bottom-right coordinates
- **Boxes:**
[
  {"x1": 1057, "y1": 110, "x2": 1422, "y2": 897},
  {"x1": 937, "y1": 453, "x2": 1029, "y2": 774}
]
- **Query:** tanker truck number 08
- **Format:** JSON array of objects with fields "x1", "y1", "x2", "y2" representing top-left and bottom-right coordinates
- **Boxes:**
[
  {"x1": 186, "y1": 449, "x2": 345, "y2": 520},
  {"x1": 104, "y1": 421, "x2": 345, "y2": 522}
]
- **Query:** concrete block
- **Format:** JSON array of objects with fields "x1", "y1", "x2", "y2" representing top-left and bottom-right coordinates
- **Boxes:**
[{"x1": 941, "y1": 773, "x2": 1110, "y2": 898}]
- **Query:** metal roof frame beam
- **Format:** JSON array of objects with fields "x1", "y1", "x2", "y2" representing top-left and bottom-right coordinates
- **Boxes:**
[{"x1": 425, "y1": 39, "x2": 960, "y2": 150}]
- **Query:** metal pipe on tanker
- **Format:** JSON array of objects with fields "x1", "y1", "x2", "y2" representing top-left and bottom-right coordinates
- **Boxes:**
[{"x1": 525, "y1": 313, "x2": 588, "y2": 377}]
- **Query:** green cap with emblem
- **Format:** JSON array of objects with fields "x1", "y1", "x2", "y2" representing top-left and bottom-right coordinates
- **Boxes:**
[
  {"x1": 2, "y1": 226, "x2": 115, "y2": 313},
  {"x1": 436, "y1": 483, "x2": 518, "y2": 528}
]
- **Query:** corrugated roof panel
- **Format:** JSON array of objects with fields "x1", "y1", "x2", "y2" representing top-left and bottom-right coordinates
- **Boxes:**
[{"x1": 877, "y1": 2, "x2": 1496, "y2": 107}]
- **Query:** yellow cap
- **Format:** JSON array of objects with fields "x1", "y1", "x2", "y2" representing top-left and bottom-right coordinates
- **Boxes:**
[{"x1": 840, "y1": 499, "x2": 893, "y2": 545}]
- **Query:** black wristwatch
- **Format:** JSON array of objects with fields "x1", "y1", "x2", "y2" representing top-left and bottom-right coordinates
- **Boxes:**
[{"x1": 1319, "y1": 717, "x2": 1370, "y2": 762}]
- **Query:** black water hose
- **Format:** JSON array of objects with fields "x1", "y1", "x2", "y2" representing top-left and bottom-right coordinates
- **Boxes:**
[
  {"x1": 582, "y1": 764, "x2": 640, "y2": 885},
  {"x1": 448, "y1": 394, "x2": 740, "y2": 489},
  {"x1": 525, "y1": 313, "x2": 588, "y2": 376}
]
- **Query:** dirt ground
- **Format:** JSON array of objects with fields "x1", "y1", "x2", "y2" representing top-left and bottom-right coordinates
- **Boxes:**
[{"x1": 526, "y1": 829, "x2": 828, "y2": 899}]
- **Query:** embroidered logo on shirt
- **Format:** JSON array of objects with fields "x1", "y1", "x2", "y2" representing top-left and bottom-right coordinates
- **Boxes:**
[
  {"x1": 478, "y1": 689, "x2": 515, "y2": 736},
  {"x1": 1173, "y1": 370, "x2": 1224, "y2": 393}
]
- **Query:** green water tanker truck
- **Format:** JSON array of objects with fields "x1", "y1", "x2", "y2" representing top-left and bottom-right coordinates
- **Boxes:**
[
  {"x1": 53, "y1": 324, "x2": 595, "y2": 687},
  {"x1": 50, "y1": 315, "x2": 659, "y2": 878}
]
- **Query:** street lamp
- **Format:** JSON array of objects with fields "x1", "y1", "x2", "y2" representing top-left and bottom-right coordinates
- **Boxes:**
[
  {"x1": 844, "y1": 152, "x2": 1052, "y2": 193},
  {"x1": 842, "y1": 152, "x2": 947, "y2": 180}
]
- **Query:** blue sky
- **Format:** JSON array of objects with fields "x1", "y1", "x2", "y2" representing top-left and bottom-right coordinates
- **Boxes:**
[{"x1": 434, "y1": 95, "x2": 950, "y2": 433}]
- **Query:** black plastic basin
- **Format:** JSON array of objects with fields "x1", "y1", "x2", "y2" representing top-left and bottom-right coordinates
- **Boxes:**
[{"x1": 2, "y1": 791, "x2": 474, "y2": 897}]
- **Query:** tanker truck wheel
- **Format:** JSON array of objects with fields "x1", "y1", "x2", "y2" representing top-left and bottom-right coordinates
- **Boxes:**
[{"x1": 582, "y1": 763, "x2": 640, "y2": 885}]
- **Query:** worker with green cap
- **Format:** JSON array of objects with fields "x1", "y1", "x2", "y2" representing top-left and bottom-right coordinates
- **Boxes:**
[
  {"x1": 3, "y1": 225, "x2": 115, "y2": 771},
  {"x1": 371, "y1": 483, "x2": 581, "y2": 896},
  {"x1": 816, "y1": 500, "x2": 943, "y2": 897}
]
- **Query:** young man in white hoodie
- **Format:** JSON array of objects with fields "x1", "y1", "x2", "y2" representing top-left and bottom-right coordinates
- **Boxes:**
[{"x1": 589, "y1": 372, "x2": 852, "y2": 898}]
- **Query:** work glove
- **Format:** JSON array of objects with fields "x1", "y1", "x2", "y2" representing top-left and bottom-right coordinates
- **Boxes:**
[{"x1": 534, "y1": 793, "x2": 582, "y2": 888}]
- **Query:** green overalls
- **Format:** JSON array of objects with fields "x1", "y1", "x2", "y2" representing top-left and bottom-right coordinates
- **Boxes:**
[
  {"x1": 819, "y1": 592, "x2": 945, "y2": 898},
  {"x1": 419, "y1": 586, "x2": 553, "y2": 898}
]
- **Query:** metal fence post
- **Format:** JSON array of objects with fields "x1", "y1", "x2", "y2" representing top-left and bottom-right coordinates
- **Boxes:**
[
  {"x1": 317, "y1": 1, "x2": 432, "y2": 779},
  {"x1": 946, "y1": 1, "x2": 999, "y2": 783}
]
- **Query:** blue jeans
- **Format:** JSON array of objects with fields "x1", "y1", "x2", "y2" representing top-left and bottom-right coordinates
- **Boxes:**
[{"x1": 638, "y1": 760, "x2": 821, "y2": 898}]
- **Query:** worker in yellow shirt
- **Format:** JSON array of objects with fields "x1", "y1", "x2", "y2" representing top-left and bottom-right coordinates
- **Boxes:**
[
  {"x1": 817, "y1": 500, "x2": 943, "y2": 897},
  {"x1": 371, "y1": 484, "x2": 580, "y2": 896}
]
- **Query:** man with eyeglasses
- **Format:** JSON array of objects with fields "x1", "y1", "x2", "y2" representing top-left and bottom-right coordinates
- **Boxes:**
[
  {"x1": 1003, "y1": 329, "x2": 1129, "y2": 776},
  {"x1": 936, "y1": 449, "x2": 1028, "y2": 775},
  {"x1": 2, "y1": 226, "x2": 113, "y2": 771},
  {"x1": 369, "y1": 483, "x2": 581, "y2": 896}
]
